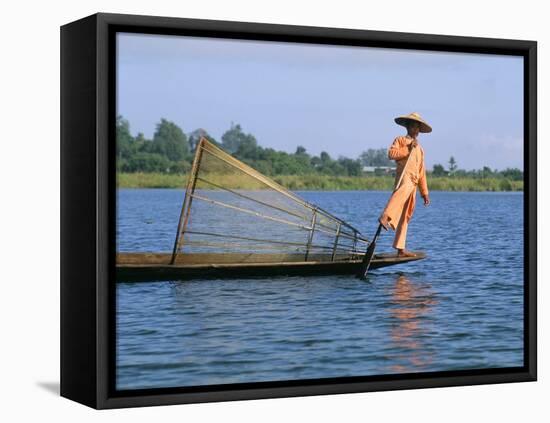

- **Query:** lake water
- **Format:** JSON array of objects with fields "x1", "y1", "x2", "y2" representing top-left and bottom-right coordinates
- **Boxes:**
[{"x1": 116, "y1": 189, "x2": 524, "y2": 390}]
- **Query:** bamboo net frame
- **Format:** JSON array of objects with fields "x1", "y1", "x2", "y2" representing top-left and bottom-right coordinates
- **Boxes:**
[{"x1": 170, "y1": 137, "x2": 369, "y2": 264}]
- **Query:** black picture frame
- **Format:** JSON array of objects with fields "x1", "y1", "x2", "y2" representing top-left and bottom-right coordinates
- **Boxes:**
[{"x1": 60, "y1": 12, "x2": 537, "y2": 409}]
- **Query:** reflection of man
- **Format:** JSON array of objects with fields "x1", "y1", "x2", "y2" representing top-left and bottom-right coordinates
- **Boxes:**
[
  {"x1": 379, "y1": 112, "x2": 432, "y2": 257},
  {"x1": 388, "y1": 274, "x2": 436, "y2": 373}
]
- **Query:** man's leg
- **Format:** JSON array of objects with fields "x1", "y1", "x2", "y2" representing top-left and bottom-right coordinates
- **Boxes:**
[
  {"x1": 393, "y1": 191, "x2": 416, "y2": 253},
  {"x1": 393, "y1": 217, "x2": 409, "y2": 250}
]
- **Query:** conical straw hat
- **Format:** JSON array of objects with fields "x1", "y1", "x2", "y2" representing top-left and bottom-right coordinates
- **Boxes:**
[{"x1": 394, "y1": 112, "x2": 432, "y2": 133}]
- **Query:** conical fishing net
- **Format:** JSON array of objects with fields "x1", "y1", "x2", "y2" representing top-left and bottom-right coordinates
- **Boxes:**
[{"x1": 171, "y1": 138, "x2": 369, "y2": 264}]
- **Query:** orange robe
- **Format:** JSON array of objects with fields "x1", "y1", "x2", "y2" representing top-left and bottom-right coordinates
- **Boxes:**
[{"x1": 379, "y1": 136, "x2": 429, "y2": 249}]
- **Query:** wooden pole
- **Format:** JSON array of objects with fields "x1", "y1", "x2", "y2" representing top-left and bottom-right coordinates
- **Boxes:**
[
  {"x1": 170, "y1": 137, "x2": 206, "y2": 264},
  {"x1": 304, "y1": 209, "x2": 317, "y2": 261},
  {"x1": 331, "y1": 223, "x2": 342, "y2": 261}
]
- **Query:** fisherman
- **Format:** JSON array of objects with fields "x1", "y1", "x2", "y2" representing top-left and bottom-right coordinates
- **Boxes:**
[{"x1": 378, "y1": 112, "x2": 431, "y2": 258}]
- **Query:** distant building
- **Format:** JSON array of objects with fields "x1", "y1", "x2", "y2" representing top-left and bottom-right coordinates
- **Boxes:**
[{"x1": 362, "y1": 165, "x2": 396, "y2": 176}]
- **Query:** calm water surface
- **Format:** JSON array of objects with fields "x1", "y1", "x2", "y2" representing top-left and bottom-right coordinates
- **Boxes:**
[{"x1": 116, "y1": 189, "x2": 524, "y2": 390}]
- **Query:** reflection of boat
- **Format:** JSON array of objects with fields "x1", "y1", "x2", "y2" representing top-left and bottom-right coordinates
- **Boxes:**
[{"x1": 116, "y1": 137, "x2": 426, "y2": 282}]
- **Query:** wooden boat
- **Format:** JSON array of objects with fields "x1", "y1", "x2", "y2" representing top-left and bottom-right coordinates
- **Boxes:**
[
  {"x1": 117, "y1": 251, "x2": 426, "y2": 282},
  {"x1": 116, "y1": 137, "x2": 426, "y2": 282}
]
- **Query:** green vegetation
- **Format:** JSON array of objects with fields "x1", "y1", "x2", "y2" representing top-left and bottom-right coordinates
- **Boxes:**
[
  {"x1": 117, "y1": 172, "x2": 523, "y2": 191},
  {"x1": 116, "y1": 115, "x2": 523, "y2": 191}
]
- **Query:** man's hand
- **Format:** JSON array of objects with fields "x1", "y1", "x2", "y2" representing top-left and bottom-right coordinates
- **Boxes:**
[
  {"x1": 408, "y1": 139, "x2": 418, "y2": 150},
  {"x1": 422, "y1": 194, "x2": 430, "y2": 206}
]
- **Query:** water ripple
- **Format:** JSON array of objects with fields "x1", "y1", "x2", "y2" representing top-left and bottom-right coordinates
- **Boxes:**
[{"x1": 116, "y1": 190, "x2": 524, "y2": 390}]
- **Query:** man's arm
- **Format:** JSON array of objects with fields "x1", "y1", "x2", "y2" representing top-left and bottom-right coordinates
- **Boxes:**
[{"x1": 388, "y1": 136, "x2": 410, "y2": 161}]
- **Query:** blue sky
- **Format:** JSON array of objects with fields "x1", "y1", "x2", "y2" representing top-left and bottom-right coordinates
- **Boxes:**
[{"x1": 117, "y1": 32, "x2": 524, "y2": 171}]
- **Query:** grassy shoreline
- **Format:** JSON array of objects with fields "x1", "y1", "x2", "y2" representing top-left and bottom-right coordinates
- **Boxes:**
[{"x1": 116, "y1": 172, "x2": 523, "y2": 192}]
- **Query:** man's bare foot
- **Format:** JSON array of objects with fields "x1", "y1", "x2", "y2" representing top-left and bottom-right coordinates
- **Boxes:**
[
  {"x1": 378, "y1": 216, "x2": 390, "y2": 231},
  {"x1": 396, "y1": 249, "x2": 416, "y2": 258}
]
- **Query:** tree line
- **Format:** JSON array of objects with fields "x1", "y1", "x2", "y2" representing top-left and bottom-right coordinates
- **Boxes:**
[{"x1": 116, "y1": 116, "x2": 523, "y2": 180}]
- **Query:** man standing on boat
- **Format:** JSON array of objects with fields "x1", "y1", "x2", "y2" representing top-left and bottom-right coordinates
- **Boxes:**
[{"x1": 378, "y1": 112, "x2": 431, "y2": 258}]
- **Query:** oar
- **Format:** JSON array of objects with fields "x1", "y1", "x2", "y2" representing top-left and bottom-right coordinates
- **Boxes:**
[
  {"x1": 356, "y1": 223, "x2": 384, "y2": 279},
  {"x1": 357, "y1": 142, "x2": 416, "y2": 279}
]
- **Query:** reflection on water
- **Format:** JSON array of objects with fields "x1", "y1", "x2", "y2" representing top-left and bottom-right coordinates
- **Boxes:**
[{"x1": 387, "y1": 274, "x2": 437, "y2": 373}]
